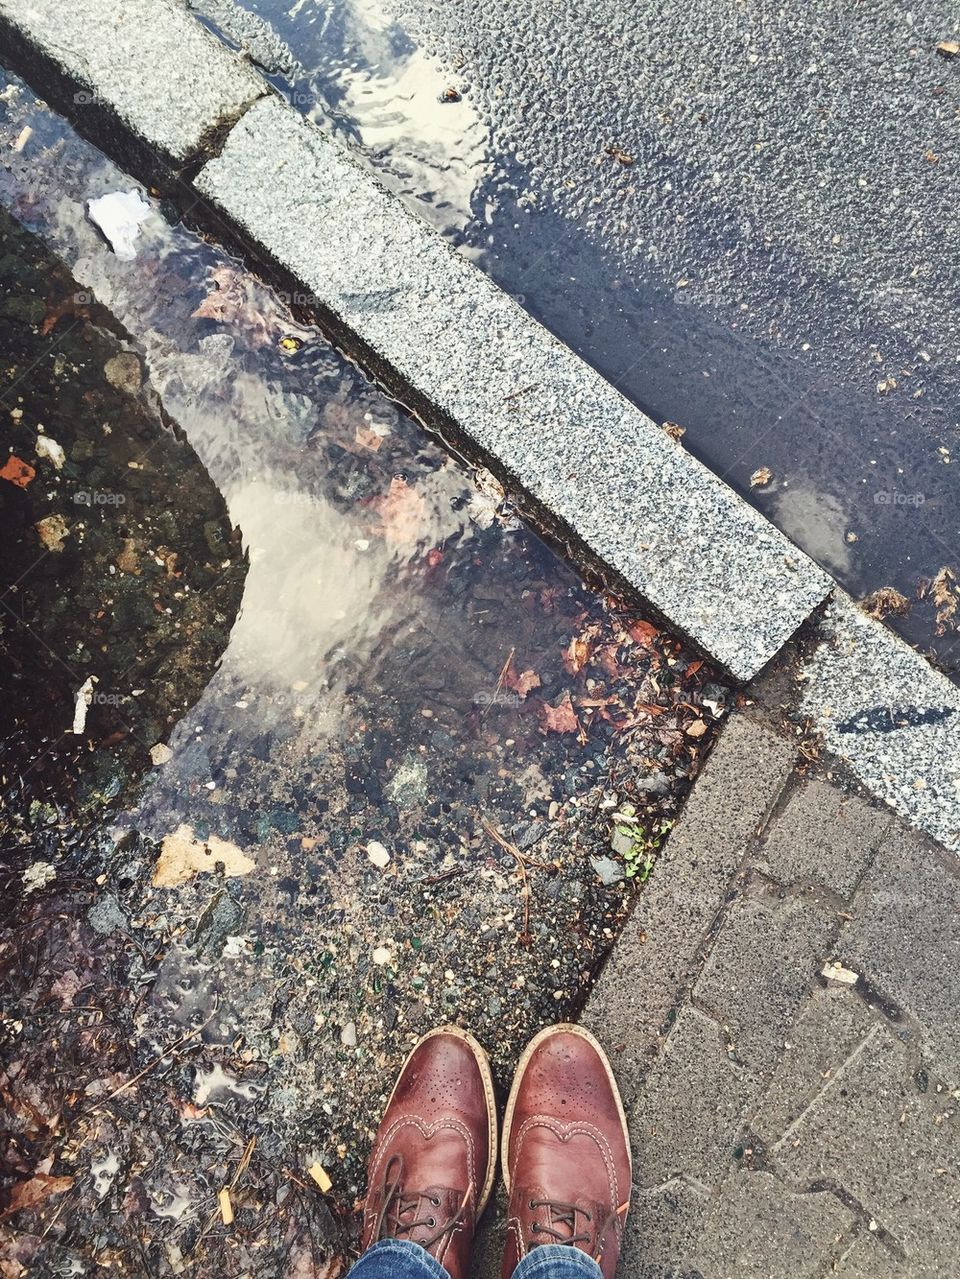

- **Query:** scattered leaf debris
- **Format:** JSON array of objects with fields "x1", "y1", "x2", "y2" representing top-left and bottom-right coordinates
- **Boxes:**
[
  {"x1": 861, "y1": 587, "x2": 911, "y2": 619},
  {"x1": 918, "y1": 566, "x2": 959, "y2": 634}
]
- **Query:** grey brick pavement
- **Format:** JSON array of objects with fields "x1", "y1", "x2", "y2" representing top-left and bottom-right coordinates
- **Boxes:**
[{"x1": 581, "y1": 713, "x2": 960, "y2": 1279}]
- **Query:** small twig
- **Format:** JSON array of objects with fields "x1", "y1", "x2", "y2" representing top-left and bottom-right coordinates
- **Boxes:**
[
  {"x1": 483, "y1": 820, "x2": 531, "y2": 945},
  {"x1": 421, "y1": 868, "x2": 459, "y2": 886},
  {"x1": 494, "y1": 647, "x2": 515, "y2": 695},
  {"x1": 230, "y1": 1136, "x2": 256, "y2": 1189}
]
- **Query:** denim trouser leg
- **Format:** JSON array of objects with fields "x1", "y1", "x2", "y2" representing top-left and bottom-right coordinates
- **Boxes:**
[
  {"x1": 350, "y1": 1241, "x2": 603, "y2": 1279},
  {"x1": 512, "y1": 1244, "x2": 603, "y2": 1279},
  {"x1": 350, "y1": 1240, "x2": 450, "y2": 1279}
]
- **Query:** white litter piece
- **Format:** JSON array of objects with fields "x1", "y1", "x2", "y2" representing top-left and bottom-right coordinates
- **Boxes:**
[
  {"x1": 366, "y1": 840, "x2": 390, "y2": 869},
  {"x1": 86, "y1": 190, "x2": 152, "y2": 260},
  {"x1": 72, "y1": 675, "x2": 97, "y2": 734},
  {"x1": 35, "y1": 434, "x2": 66, "y2": 470},
  {"x1": 822, "y1": 960, "x2": 859, "y2": 985}
]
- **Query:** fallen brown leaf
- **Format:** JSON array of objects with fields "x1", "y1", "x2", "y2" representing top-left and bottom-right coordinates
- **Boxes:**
[
  {"x1": 936, "y1": 39, "x2": 960, "y2": 57},
  {"x1": 35, "y1": 515, "x2": 69, "y2": 552},
  {"x1": 154, "y1": 824, "x2": 255, "y2": 888},
  {"x1": 604, "y1": 144, "x2": 635, "y2": 165},
  {"x1": 595, "y1": 644, "x2": 621, "y2": 678},
  {"x1": 354, "y1": 426, "x2": 383, "y2": 453},
  {"x1": 370, "y1": 477, "x2": 428, "y2": 546},
  {"x1": 500, "y1": 654, "x2": 541, "y2": 699},
  {"x1": 561, "y1": 634, "x2": 593, "y2": 676},
  {"x1": 919, "y1": 566, "x2": 958, "y2": 634},
  {"x1": 626, "y1": 619, "x2": 660, "y2": 648},
  {"x1": 750, "y1": 466, "x2": 774, "y2": 488},
  {"x1": 2, "y1": 1174, "x2": 73, "y2": 1218},
  {"x1": 539, "y1": 692, "x2": 580, "y2": 735},
  {"x1": 861, "y1": 587, "x2": 911, "y2": 620}
]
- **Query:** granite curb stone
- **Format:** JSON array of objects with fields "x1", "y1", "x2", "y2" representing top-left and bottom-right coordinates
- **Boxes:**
[
  {"x1": 194, "y1": 95, "x2": 832, "y2": 679},
  {"x1": 800, "y1": 591, "x2": 960, "y2": 853},
  {"x1": 0, "y1": 0, "x2": 266, "y2": 166}
]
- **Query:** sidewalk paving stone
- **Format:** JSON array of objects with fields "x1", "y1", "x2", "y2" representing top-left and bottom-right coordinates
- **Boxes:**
[
  {"x1": 691, "y1": 890, "x2": 840, "y2": 1074},
  {"x1": 835, "y1": 833, "x2": 960, "y2": 1086},
  {"x1": 623, "y1": 1177, "x2": 711, "y2": 1279},
  {"x1": 831, "y1": 1233, "x2": 915, "y2": 1279},
  {"x1": 756, "y1": 778, "x2": 891, "y2": 899},
  {"x1": 635, "y1": 1005, "x2": 758, "y2": 1189},
  {"x1": 584, "y1": 716, "x2": 795, "y2": 1106},
  {"x1": 751, "y1": 984, "x2": 876, "y2": 1142},
  {"x1": 774, "y1": 1023, "x2": 960, "y2": 1274},
  {"x1": 688, "y1": 1169, "x2": 855, "y2": 1279}
]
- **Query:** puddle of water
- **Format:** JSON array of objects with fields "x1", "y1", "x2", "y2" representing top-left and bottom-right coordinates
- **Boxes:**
[
  {"x1": 0, "y1": 71, "x2": 726, "y2": 1275},
  {"x1": 197, "y1": 0, "x2": 960, "y2": 678}
]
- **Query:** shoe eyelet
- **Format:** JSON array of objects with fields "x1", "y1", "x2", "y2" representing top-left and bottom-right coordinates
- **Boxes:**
[
  {"x1": 529, "y1": 1199, "x2": 538, "y2": 1210},
  {"x1": 431, "y1": 1197, "x2": 441, "y2": 1207},
  {"x1": 427, "y1": 1217, "x2": 437, "y2": 1228}
]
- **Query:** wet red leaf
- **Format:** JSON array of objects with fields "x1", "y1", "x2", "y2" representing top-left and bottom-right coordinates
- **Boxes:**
[{"x1": 0, "y1": 455, "x2": 35, "y2": 488}]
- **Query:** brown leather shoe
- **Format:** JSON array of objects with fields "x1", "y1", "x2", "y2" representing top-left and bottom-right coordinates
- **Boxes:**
[
  {"x1": 501, "y1": 1024, "x2": 631, "y2": 1279},
  {"x1": 361, "y1": 1026, "x2": 497, "y2": 1279}
]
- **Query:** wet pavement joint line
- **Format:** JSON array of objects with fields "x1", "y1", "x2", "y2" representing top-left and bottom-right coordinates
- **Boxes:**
[{"x1": 769, "y1": 1025, "x2": 883, "y2": 1158}]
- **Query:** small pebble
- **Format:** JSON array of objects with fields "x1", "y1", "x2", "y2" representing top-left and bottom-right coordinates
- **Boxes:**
[{"x1": 366, "y1": 840, "x2": 390, "y2": 869}]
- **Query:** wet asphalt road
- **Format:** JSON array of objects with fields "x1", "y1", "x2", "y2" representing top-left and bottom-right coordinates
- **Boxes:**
[{"x1": 196, "y1": 0, "x2": 960, "y2": 675}]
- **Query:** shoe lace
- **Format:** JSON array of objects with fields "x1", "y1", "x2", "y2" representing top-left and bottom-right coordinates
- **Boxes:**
[
  {"x1": 528, "y1": 1198, "x2": 592, "y2": 1248},
  {"x1": 371, "y1": 1155, "x2": 468, "y2": 1251},
  {"x1": 528, "y1": 1198, "x2": 630, "y2": 1262}
]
